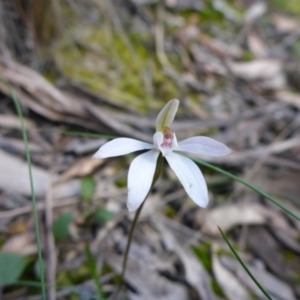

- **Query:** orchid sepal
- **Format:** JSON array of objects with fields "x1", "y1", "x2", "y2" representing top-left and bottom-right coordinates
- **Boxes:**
[{"x1": 156, "y1": 99, "x2": 179, "y2": 132}]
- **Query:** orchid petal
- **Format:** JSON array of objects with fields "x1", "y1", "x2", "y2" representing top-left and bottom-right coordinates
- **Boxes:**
[
  {"x1": 176, "y1": 137, "x2": 232, "y2": 157},
  {"x1": 93, "y1": 138, "x2": 153, "y2": 159},
  {"x1": 127, "y1": 149, "x2": 159, "y2": 212},
  {"x1": 156, "y1": 99, "x2": 179, "y2": 131},
  {"x1": 173, "y1": 133, "x2": 178, "y2": 147},
  {"x1": 153, "y1": 132, "x2": 163, "y2": 151},
  {"x1": 165, "y1": 152, "x2": 208, "y2": 207}
]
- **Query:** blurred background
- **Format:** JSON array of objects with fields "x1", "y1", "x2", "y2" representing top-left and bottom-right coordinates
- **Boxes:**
[{"x1": 0, "y1": 0, "x2": 300, "y2": 299}]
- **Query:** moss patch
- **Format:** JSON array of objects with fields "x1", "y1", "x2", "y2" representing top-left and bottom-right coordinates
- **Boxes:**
[{"x1": 54, "y1": 25, "x2": 178, "y2": 113}]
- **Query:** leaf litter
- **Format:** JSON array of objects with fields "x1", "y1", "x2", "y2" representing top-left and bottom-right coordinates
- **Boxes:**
[{"x1": 0, "y1": 0, "x2": 300, "y2": 299}]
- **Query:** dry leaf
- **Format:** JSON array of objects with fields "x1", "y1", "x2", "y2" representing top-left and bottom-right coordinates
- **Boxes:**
[
  {"x1": 271, "y1": 13, "x2": 300, "y2": 33},
  {"x1": 275, "y1": 91, "x2": 300, "y2": 108},
  {"x1": 1, "y1": 232, "x2": 36, "y2": 256},
  {"x1": 0, "y1": 149, "x2": 49, "y2": 197},
  {"x1": 222, "y1": 256, "x2": 296, "y2": 300},
  {"x1": 154, "y1": 216, "x2": 214, "y2": 300},
  {"x1": 0, "y1": 114, "x2": 34, "y2": 130},
  {"x1": 247, "y1": 32, "x2": 268, "y2": 58},
  {"x1": 59, "y1": 157, "x2": 104, "y2": 182},
  {"x1": 247, "y1": 226, "x2": 290, "y2": 280},
  {"x1": 228, "y1": 60, "x2": 282, "y2": 81},
  {"x1": 202, "y1": 203, "x2": 266, "y2": 235}
]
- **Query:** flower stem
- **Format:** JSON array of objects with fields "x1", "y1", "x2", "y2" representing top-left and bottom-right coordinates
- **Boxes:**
[
  {"x1": 114, "y1": 154, "x2": 163, "y2": 298},
  {"x1": 119, "y1": 199, "x2": 145, "y2": 287}
]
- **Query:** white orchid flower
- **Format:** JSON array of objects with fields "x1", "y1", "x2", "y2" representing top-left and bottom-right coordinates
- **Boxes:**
[{"x1": 93, "y1": 99, "x2": 231, "y2": 212}]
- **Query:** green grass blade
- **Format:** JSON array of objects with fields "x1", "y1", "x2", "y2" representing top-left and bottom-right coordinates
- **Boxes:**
[
  {"x1": 1, "y1": 79, "x2": 47, "y2": 299},
  {"x1": 189, "y1": 157, "x2": 300, "y2": 222},
  {"x1": 85, "y1": 244, "x2": 106, "y2": 300},
  {"x1": 218, "y1": 227, "x2": 273, "y2": 300}
]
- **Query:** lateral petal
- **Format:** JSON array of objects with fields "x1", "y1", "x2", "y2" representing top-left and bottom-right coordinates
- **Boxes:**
[
  {"x1": 165, "y1": 152, "x2": 208, "y2": 207},
  {"x1": 127, "y1": 149, "x2": 159, "y2": 212},
  {"x1": 153, "y1": 132, "x2": 163, "y2": 151},
  {"x1": 156, "y1": 99, "x2": 179, "y2": 131},
  {"x1": 176, "y1": 137, "x2": 232, "y2": 157},
  {"x1": 93, "y1": 138, "x2": 153, "y2": 159}
]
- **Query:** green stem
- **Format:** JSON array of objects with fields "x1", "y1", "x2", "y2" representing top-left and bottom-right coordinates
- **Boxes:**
[
  {"x1": 115, "y1": 154, "x2": 163, "y2": 296},
  {"x1": 2, "y1": 80, "x2": 47, "y2": 299},
  {"x1": 119, "y1": 199, "x2": 145, "y2": 286},
  {"x1": 190, "y1": 157, "x2": 300, "y2": 222}
]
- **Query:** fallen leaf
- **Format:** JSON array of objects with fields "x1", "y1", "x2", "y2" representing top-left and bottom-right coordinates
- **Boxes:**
[
  {"x1": 222, "y1": 255, "x2": 296, "y2": 300},
  {"x1": 247, "y1": 32, "x2": 268, "y2": 58},
  {"x1": 275, "y1": 91, "x2": 300, "y2": 108},
  {"x1": 228, "y1": 60, "x2": 282, "y2": 81},
  {"x1": 202, "y1": 203, "x2": 266, "y2": 235},
  {"x1": 59, "y1": 157, "x2": 104, "y2": 182},
  {"x1": 271, "y1": 13, "x2": 300, "y2": 33},
  {"x1": 154, "y1": 216, "x2": 214, "y2": 300},
  {"x1": 247, "y1": 226, "x2": 290, "y2": 280},
  {"x1": 1, "y1": 232, "x2": 36, "y2": 256},
  {"x1": 0, "y1": 149, "x2": 49, "y2": 197},
  {"x1": 0, "y1": 114, "x2": 34, "y2": 130}
]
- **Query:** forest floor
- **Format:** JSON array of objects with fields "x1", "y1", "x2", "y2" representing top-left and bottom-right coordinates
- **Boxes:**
[{"x1": 1, "y1": 0, "x2": 300, "y2": 299}]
